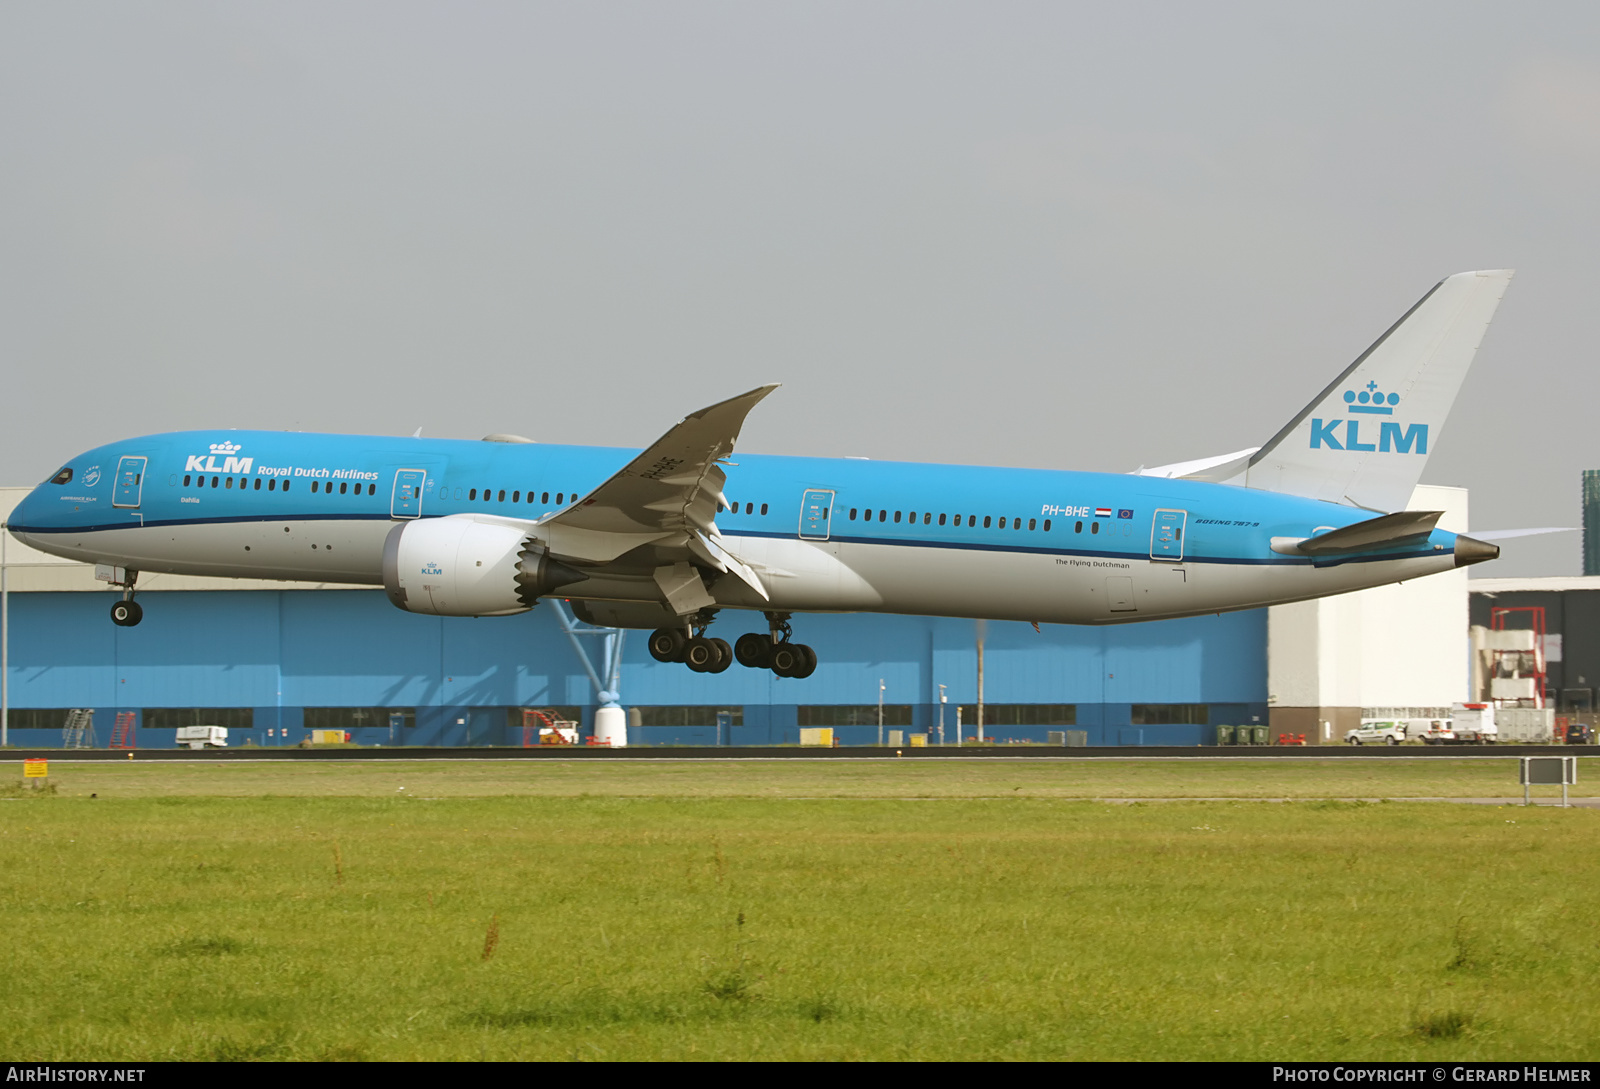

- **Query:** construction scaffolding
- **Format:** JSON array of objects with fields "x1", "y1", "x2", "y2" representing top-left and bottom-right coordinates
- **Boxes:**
[{"x1": 1475, "y1": 606, "x2": 1548, "y2": 709}]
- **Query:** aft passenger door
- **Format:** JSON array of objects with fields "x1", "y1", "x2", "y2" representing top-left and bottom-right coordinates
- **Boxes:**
[
  {"x1": 798, "y1": 489, "x2": 835, "y2": 540},
  {"x1": 1150, "y1": 509, "x2": 1187, "y2": 561},
  {"x1": 391, "y1": 469, "x2": 427, "y2": 520},
  {"x1": 112, "y1": 456, "x2": 147, "y2": 509}
]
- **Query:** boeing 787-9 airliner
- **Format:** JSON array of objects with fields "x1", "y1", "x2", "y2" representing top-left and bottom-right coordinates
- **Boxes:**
[{"x1": 8, "y1": 271, "x2": 1511, "y2": 680}]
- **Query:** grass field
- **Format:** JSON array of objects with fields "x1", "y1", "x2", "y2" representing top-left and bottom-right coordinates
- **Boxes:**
[{"x1": 1, "y1": 759, "x2": 1596, "y2": 1061}]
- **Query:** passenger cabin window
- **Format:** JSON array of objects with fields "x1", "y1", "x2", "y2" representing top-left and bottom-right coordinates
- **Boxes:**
[
  {"x1": 1043, "y1": 519, "x2": 1051, "y2": 531},
  {"x1": 1091, "y1": 521, "x2": 1099, "y2": 534},
  {"x1": 498, "y1": 490, "x2": 505, "y2": 502},
  {"x1": 269, "y1": 479, "x2": 277, "y2": 491},
  {"x1": 849, "y1": 508, "x2": 858, "y2": 520},
  {"x1": 1074, "y1": 520, "x2": 1083, "y2": 533},
  {"x1": 254, "y1": 478, "x2": 262, "y2": 490},
  {"x1": 760, "y1": 503, "x2": 768, "y2": 515}
]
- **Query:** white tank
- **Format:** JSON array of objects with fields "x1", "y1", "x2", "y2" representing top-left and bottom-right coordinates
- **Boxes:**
[{"x1": 593, "y1": 705, "x2": 628, "y2": 748}]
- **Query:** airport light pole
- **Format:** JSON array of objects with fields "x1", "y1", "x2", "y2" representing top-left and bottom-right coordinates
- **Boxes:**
[
  {"x1": 937, "y1": 684, "x2": 947, "y2": 747},
  {"x1": 975, "y1": 620, "x2": 985, "y2": 744},
  {"x1": 877, "y1": 679, "x2": 884, "y2": 746}
]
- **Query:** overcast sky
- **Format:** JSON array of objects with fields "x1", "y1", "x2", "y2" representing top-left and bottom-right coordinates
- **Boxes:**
[{"x1": 2, "y1": 2, "x2": 1595, "y2": 576}]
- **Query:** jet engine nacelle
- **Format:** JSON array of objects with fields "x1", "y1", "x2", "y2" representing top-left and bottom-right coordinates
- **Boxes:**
[{"x1": 382, "y1": 516, "x2": 586, "y2": 617}]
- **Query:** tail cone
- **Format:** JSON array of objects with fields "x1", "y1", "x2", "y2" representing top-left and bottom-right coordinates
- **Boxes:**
[{"x1": 1453, "y1": 534, "x2": 1500, "y2": 568}]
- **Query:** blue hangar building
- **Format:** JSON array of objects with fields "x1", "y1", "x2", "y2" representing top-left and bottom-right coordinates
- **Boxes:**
[{"x1": 0, "y1": 488, "x2": 1271, "y2": 749}]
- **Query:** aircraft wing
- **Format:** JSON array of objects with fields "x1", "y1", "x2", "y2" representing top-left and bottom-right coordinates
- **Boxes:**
[{"x1": 531, "y1": 384, "x2": 779, "y2": 599}]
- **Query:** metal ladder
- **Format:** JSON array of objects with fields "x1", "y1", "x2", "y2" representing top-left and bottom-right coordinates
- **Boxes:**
[
  {"x1": 110, "y1": 712, "x2": 135, "y2": 750},
  {"x1": 61, "y1": 708, "x2": 95, "y2": 749}
]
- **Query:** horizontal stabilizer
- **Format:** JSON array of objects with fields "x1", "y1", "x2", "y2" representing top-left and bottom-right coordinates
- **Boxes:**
[
  {"x1": 1273, "y1": 510, "x2": 1443, "y2": 557},
  {"x1": 1133, "y1": 447, "x2": 1259, "y2": 480},
  {"x1": 1467, "y1": 526, "x2": 1576, "y2": 542}
]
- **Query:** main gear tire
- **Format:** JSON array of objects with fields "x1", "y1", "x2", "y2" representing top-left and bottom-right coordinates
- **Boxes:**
[
  {"x1": 648, "y1": 627, "x2": 687, "y2": 663},
  {"x1": 684, "y1": 636, "x2": 719, "y2": 673},
  {"x1": 770, "y1": 643, "x2": 804, "y2": 678},
  {"x1": 734, "y1": 633, "x2": 772, "y2": 669}
]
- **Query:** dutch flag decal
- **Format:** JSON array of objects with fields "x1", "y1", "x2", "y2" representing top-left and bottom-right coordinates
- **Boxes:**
[{"x1": 1094, "y1": 507, "x2": 1112, "y2": 518}]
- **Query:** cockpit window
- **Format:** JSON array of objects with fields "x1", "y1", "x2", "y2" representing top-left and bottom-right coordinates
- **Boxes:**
[{"x1": 49, "y1": 467, "x2": 72, "y2": 485}]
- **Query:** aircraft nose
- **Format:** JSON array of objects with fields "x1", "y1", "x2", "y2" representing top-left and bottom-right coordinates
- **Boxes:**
[
  {"x1": 1453, "y1": 533, "x2": 1499, "y2": 568},
  {"x1": 7, "y1": 486, "x2": 44, "y2": 537}
]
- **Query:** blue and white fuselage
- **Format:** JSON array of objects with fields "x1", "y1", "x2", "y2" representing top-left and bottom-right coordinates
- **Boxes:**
[
  {"x1": 9, "y1": 429, "x2": 1483, "y2": 625},
  {"x1": 5, "y1": 270, "x2": 1514, "y2": 674}
]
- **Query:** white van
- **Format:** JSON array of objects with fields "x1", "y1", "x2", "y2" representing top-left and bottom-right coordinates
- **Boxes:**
[{"x1": 1346, "y1": 720, "x2": 1408, "y2": 745}]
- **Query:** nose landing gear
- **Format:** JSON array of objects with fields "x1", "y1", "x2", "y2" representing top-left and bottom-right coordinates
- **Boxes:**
[{"x1": 108, "y1": 571, "x2": 143, "y2": 627}]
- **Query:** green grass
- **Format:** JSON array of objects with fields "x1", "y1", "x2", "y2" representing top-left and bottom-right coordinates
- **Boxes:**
[{"x1": 0, "y1": 761, "x2": 1596, "y2": 1060}]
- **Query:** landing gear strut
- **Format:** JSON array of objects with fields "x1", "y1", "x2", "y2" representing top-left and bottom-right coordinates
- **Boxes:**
[
  {"x1": 109, "y1": 571, "x2": 143, "y2": 627},
  {"x1": 734, "y1": 612, "x2": 816, "y2": 679},
  {"x1": 647, "y1": 611, "x2": 731, "y2": 674}
]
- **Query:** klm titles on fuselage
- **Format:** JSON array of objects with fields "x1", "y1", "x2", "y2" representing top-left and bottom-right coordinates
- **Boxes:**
[
  {"x1": 182, "y1": 442, "x2": 379, "y2": 482},
  {"x1": 1309, "y1": 384, "x2": 1427, "y2": 454}
]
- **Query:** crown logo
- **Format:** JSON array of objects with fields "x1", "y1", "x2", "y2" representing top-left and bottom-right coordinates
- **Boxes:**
[
  {"x1": 209, "y1": 441, "x2": 242, "y2": 455},
  {"x1": 1343, "y1": 381, "x2": 1398, "y2": 416}
]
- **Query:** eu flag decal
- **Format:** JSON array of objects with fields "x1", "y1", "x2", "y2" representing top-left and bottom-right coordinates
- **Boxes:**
[{"x1": 1117, "y1": 509, "x2": 1134, "y2": 520}]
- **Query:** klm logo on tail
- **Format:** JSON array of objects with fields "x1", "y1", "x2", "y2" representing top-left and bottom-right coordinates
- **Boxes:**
[{"x1": 1309, "y1": 383, "x2": 1427, "y2": 454}]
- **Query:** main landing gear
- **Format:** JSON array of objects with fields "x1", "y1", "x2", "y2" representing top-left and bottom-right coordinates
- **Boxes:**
[
  {"x1": 646, "y1": 615, "x2": 732, "y2": 674},
  {"x1": 109, "y1": 571, "x2": 143, "y2": 627},
  {"x1": 648, "y1": 611, "x2": 817, "y2": 678},
  {"x1": 734, "y1": 613, "x2": 817, "y2": 678}
]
